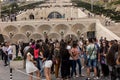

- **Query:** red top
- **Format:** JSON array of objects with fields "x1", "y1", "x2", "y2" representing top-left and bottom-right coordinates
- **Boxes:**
[{"x1": 34, "y1": 49, "x2": 39, "y2": 59}]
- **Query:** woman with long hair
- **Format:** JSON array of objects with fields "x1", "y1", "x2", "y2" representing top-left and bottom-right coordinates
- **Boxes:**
[
  {"x1": 42, "y1": 44, "x2": 53, "y2": 80},
  {"x1": 106, "y1": 40, "x2": 116, "y2": 66},
  {"x1": 100, "y1": 41, "x2": 109, "y2": 77},
  {"x1": 26, "y1": 52, "x2": 40, "y2": 80},
  {"x1": 34, "y1": 44, "x2": 40, "y2": 70},
  {"x1": 60, "y1": 42, "x2": 70, "y2": 79},
  {"x1": 54, "y1": 42, "x2": 61, "y2": 79}
]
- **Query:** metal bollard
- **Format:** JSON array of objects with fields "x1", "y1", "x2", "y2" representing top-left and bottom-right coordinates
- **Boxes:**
[{"x1": 10, "y1": 68, "x2": 12, "y2": 80}]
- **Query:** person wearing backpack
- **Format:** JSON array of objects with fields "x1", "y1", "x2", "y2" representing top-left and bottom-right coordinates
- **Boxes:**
[
  {"x1": 86, "y1": 38, "x2": 98, "y2": 80},
  {"x1": 93, "y1": 38, "x2": 101, "y2": 78}
]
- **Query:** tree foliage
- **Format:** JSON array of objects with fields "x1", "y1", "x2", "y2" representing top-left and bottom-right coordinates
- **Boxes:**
[
  {"x1": 72, "y1": 0, "x2": 120, "y2": 22},
  {"x1": 1, "y1": 1, "x2": 44, "y2": 15}
]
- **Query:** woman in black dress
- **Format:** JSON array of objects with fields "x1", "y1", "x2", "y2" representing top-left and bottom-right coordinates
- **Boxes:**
[
  {"x1": 60, "y1": 42, "x2": 70, "y2": 79},
  {"x1": 100, "y1": 41, "x2": 109, "y2": 77}
]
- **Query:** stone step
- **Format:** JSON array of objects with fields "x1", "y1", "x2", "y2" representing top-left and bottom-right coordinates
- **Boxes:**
[{"x1": 107, "y1": 25, "x2": 120, "y2": 37}]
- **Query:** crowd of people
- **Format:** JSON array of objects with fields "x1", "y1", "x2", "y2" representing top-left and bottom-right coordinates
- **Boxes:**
[{"x1": 0, "y1": 37, "x2": 120, "y2": 80}]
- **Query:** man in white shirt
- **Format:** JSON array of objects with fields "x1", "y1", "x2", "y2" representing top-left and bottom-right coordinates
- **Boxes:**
[
  {"x1": 7, "y1": 45, "x2": 13, "y2": 60},
  {"x1": 6, "y1": 42, "x2": 13, "y2": 61},
  {"x1": 2, "y1": 42, "x2": 8, "y2": 66},
  {"x1": 86, "y1": 38, "x2": 98, "y2": 80}
]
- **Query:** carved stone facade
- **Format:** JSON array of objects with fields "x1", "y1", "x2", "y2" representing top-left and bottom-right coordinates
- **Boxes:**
[
  {"x1": 17, "y1": 6, "x2": 87, "y2": 21},
  {"x1": 0, "y1": 0, "x2": 120, "y2": 43},
  {"x1": 0, "y1": 19, "x2": 97, "y2": 43}
]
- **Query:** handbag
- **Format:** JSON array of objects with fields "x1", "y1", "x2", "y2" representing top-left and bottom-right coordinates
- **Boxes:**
[{"x1": 101, "y1": 56, "x2": 106, "y2": 64}]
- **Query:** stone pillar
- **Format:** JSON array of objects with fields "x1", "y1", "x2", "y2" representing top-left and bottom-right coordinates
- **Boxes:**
[{"x1": 10, "y1": 68, "x2": 13, "y2": 80}]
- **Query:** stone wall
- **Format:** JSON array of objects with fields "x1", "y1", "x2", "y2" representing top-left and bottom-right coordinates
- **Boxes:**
[
  {"x1": 0, "y1": 19, "x2": 96, "y2": 43},
  {"x1": 1, "y1": 19, "x2": 119, "y2": 43}
]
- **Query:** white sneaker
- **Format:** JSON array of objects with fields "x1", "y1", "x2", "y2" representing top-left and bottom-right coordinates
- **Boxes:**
[
  {"x1": 100, "y1": 73, "x2": 103, "y2": 77},
  {"x1": 86, "y1": 77, "x2": 91, "y2": 80},
  {"x1": 81, "y1": 66, "x2": 85, "y2": 69},
  {"x1": 93, "y1": 77, "x2": 99, "y2": 80},
  {"x1": 79, "y1": 74, "x2": 84, "y2": 77},
  {"x1": 75, "y1": 75, "x2": 79, "y2": 78}
]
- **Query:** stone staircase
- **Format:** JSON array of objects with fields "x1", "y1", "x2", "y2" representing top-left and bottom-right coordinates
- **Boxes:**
[
  {"x1": 97, "y1": 17, "x2": 120, "y2": 38},
  {"x1": 85, "y1": 11, "x2": 120, "y2": 39},
  {"x1": 79, "y1": 4, "x2": 120, "y2": 39},
  {"x1": 106, "y1": 23, "x2": 120, "y2": 38},
  {"x1": 85, "y1": 14, "x2": 120, "y2": 39}
]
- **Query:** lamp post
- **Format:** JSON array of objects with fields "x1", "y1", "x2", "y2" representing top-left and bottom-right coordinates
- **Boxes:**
[
  {"x1": 60, "y1": 30, "x2": 64, "y2": 39},
  {"x1": 26, "y1": 31, "x2": 31, "y2": 42},
  {"x1": 77, "y1": 29, "x2": 81, "y2": 39},
  {"x1": 81, "y1": 34, "x2": 84, "y2": 40},
  {"x1": 43, "y1": 32, "x2": 47, "y2": 38},
  {"x1": 9, "y1": 32, "x2": 14, "y2": 39},
  {"x1": 69, "y1": 34, "x2": 72, "y2": 40},
  {"x1": 43, "y1": 30, "x2": 48, "y2": 39}
]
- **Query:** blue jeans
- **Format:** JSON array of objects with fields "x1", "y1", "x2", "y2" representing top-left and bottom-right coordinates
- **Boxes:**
[
  {"x1": 87, "y1": 59, "x2": 97, "y2": 67},
  {"x1": 34, "y1": 58, "x2": 40, "y2": 70},
  {"x1": 76, "y1": 59, "x2": 82, "y2": 75},
  {"x1": 39, "y1": 59, "x2": 44, "y2": 76},
  {"x1": 71, "y1": 60, "x2": 77, "y2": 77}
]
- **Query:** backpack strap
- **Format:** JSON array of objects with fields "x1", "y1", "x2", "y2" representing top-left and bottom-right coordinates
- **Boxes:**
[{"x1": 89, "y1": 45, "x2": 95, "y2": 59}]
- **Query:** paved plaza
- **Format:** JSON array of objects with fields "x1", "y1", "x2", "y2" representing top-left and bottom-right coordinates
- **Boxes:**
[{"x1": 0, "y1": 60, "x2": 111, "y2": 80}]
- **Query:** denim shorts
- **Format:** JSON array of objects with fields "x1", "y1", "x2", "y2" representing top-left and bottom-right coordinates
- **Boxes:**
[{"x1": 87, "y1": 59, "x2": 97, "y2": 67}]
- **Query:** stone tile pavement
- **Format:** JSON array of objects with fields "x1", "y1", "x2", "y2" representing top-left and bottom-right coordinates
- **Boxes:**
[{"x1": 0, "y1": 60, "x2": 111, "y2": 80}]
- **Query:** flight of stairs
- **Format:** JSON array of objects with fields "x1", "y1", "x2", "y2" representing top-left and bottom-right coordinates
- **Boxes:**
[{"x1": 106, "y1": 23, "x2": 120, "y2": 38}]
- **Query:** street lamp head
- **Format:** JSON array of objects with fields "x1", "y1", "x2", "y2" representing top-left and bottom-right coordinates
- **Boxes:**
[
  {"x1": 77, "y1": 29, "x2": 81, "y2": 35},
  {"x1": 43, "y1": 30, "x2": 48, "y2": 35},
  {"x1": 26, "y1": 31, "x2": 31, "y2": 38},
  {"x1": 43, "y1": 31, "x2": 47, "y2": 34},
  {"x1": 60, "y1": 30, "x2": 64, "y2": 35},
  {"x1": 9, "y1": 32, "x2": 14, "y2": 39},
  {"x1": 59, "y1": 30, "x2": 64, "y2": 39},
  {"x1": 43, "y1": 30, "x2": 48, "y2": 38}
]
